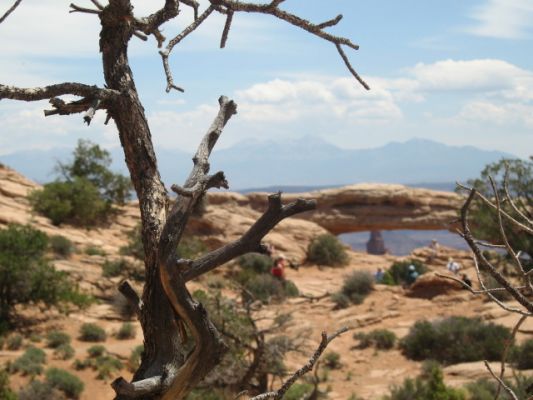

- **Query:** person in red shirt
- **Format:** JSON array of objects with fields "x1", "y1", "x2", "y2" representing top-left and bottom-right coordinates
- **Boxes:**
[{"x1": 271, "y1": 256, "x2": 286, "y2": 280}]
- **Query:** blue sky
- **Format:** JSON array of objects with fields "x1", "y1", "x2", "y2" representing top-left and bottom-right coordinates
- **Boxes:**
[{"x1": 1, "y1": 0, "x2": 532, "y2": 158}]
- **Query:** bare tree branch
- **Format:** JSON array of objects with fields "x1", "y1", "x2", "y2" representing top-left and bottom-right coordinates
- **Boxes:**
[
  {"x1": 69, "y1": 3, "x2": 101, "y2": 14},
  {"x1": 457, "y1": 183, "x2": 533, "y2": 235},
  {"x1": 460, "y1": 189, "x2": 533, "y2": 314},
  {"x1": 182, "y1": 193, "x2": 316, "y2": 282},
  {"x1": 158, "y1": 5, "x2": 216, "y2": 92},
  {"x1": 180, "y1": 0, "x2": 200, "y2": 20},
  {"x1": 0, "y1": 0, "x2": 22, "y2": 24},
  {"x1": 210, "y1": 0, "x2": 369, "y2": 89},
  {"x1": 118, "y1": 280, "x2": 143, "y2": 317},
  {"x1": 495, "y1": 315, "x2": 528, "y2": 400},
  {"x1": 484, "y1": 361, "x2": 519, "y2": 400},
  {"x1": 249, "y1": 328, "x2": 348, "y2": 400},
  {"x1": 0, "y1": 83, "x2": 119, "y2": 122},
  {"x1": 220, "y1": 9, "x2": 234, "y2": 48}
]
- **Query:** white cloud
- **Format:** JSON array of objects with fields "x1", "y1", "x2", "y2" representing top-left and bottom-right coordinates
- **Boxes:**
[
  {"x1": 458, "y1": 101, "x2": 533, "y2": 127},
  {"x1": 409, "y1": 59, "x2": 531, "y2": 92},
  {"x1": 467, "y1": 0, "x2": 533, "y2": 39}
]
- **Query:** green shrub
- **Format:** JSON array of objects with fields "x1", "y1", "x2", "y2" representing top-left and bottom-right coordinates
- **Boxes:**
[
  {"x1": 45, "y1": 368, "x2": 84, "y2": 399},
  {"x1": 354, "y1": 329, "x2": 397, "y2": 350},
  {"x1": 54, "y1": 344, "x2": 75, "y2": 360},
  {"x1": 284, "y1": 383, "x2": 314, "y2": 400},
  {"x1": 243, "y1": 274, "x2": 298, "y2": 303},
  {"x1": 116, "y1": 322, "x2": 136, "y2": 340},
  {"x1": 307, "y1": 234, "x2": 348, "y2": 266},
  {"x1": 46, "y1": 331, "x2": 71, "y2": 349},
  {"x1": 383, "y1": 361, "x2": 465, "y2": 400},
  {"x1": 87, "y1": 345, "x2": 106, "y2": 358},
  {"x1": 186, "y1": 388, "x2": 224, "y2": 400},
  {"x1": 464, "y1": 375, "x2": 533, "y2": 400},
  {"x1": 102, "y1": 259, "x2": 125, "y2": 277},
  {"x1": 101, "y1": 258, "x2": 143, "y2": 281},
  {"x1": 29, "y1": 177, "x2": 109, "y2": 226},
  {"x1": 93, "y1": 355, "x2": 123, "y2": 380},
  {"x1": 400, "y1": 317, "x2": 510, "y2": 364},
  {"x1": 323, "y1": 351, "x2": 342, "y2": 369},
  {"x1": 331, "y1": 292, "x2": 351, "y2": 309},
  {"x1": 0, "y1": 224, "x2": 90, "y2": 324},
  {"x1": 510, "y1": 339, "x2": 533, "y2": 369},
  {"x1": 49, "y1": 235, "x2": 75, "y2": 257},
  {"x1": 6, "y1": 334, "x2": 23, "y2": 350},
  {"x1": 10, "y1": 346, "x2": 46, "y2": 376},
  {"x1": 384, "y1": 259, "x2": 427, "y2": 286},
  {"x1": 19, "y1": 380, "x2": 65, "y2": 400},
  {"x1": 481, "y1": 274, "x2": 512, "y2": 301},
  {"x1": 128, "y1": 345, "x2": 144, "y2": 373},
  {"x1": 29, "y1": 333, "x2": 42, "y2": 343},
  {"x1": 238, "y1": 253, "x2": 273, "y2": 274},
  {"x1": 79, "y1": 323, "x2": 107, "y2": 342},
  {"x1": 334, "y1": 271, "x2": 374, "y2": 307},
  {"x1": 30, "y1": 139, "x2": 132, "y2": 227},
  {"x1": 0, "y1": 369, "x2": 17, "y2": 400},
  {"x1": 177, "y1": 236, "x2": 208, "y2": 259},
  {"x1": 85, "y1": 245, "x2": 106, "y2": 256}
]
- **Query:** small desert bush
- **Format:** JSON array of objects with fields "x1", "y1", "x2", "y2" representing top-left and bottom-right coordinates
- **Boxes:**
[
  {"x1": 85, "y1": 245, "x2": 106, "y2": 256},
  {"x1": 354, "y1": 329, "x2": 397, "y2": 350},
  {"x1": 49, "y1": 235, "x2": 75, "y2": 257},
  {"x1": 18, "y1": 380, "x2": 66, "y2": 400},
  {"x1": 54, "y1": 344, "x2": 75, "y2": 360},
  {"x1": 383, "y1": 361, "x2": 465, "y2": 400},
  {"x1": 87, "y1": 345, "x2": 106, "y2": 358},
  {"x1": 284, "y1": 383, "x2": 314, "y2": 400},
  {"x1": 94, "y1": 355, "x2": 123, "y2": 380},
  {"x1": 400, "y1": 317, "x2": 510, "y2": 364},
  {"x1": 0, "y1": 369, "x2": 16, "y2": 400},
  {"x1": 5, "y1": 334, "x2": 23, "y2": 350},
  {"x1": 323, "y1": 351, "x2": 342, "y2": 369},
  {"x1": 128, "y1": 345, "x2": 144, "y2": 373},
  {"x1": 383, "y1": 259, "x2": 427, "y2": 286},
  {"x1": 102, "y1": 258, "x2": 144, "y2": 281},
  {"x1": 116, "y1": 322, "x2": 136, "y2": 340},
  {"x1": 177, "y1": 236, "x2": 208, "y2": 259},
  {"x1": 333, "y1": 271, "x2": 374, "y2": 308},
  {"x1": 238, "y1": 253, "x2": 273, "y2": 275},
  {"x1": 46, "y1": 330, "x2": 71, "y2": 349},
  {"x1": 510, "y1": 339, "x2": 533, "y2": 369},
  {"x1": 464, "y1": 375, "x2": 533, "y2": 400},
  {"x1": 10, "y1": 346, "x2": 46, "y2": 376},
  {"x1": 84, "y1": 345, "x2": 123, "y2": 380},
  {"x1": 79, "y1": 323, "x2": 107, "y2": 342},
  {"x1": 481, "y1": 274, "x2": 513, "y2": 301},
  {"x1": 45, "y1": 368, "x2": 84, "y2": 399},
  {"x1": 307, "y1": 234, "x2": 348, "y2": 266},
  {"x1": 242, "y1": 274, "x2": 298, "y2": 303}
]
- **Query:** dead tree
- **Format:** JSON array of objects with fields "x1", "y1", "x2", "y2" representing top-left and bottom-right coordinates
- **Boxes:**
[
  {"x1": 0, "y1": 1, "x2": 366, "y2": 398},
  {"x1": 439, "y1": 175, "x2": 533, "y2": 400}
]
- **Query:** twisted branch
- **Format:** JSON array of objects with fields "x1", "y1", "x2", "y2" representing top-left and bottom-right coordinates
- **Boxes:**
[{"x1": 0, "y1": 0, "x2": 22, "y2": 24}]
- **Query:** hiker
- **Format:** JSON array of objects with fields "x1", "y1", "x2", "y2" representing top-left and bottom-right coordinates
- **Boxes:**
[
  {"x1": 461, "y1": 274, "x2": 472, "y2": 288},
  {"x1": 405, "y1": 264, "x2": 419, "y2": 287},
  {"x1": 374, "y1": 267, "x2": 385, "y2": 283},
  {"x1": 446, "y1": 258, "x2": 461, "y2": 275},
  {"x1": 427, "y1": 239, "x2": 439, "y2": 263},
  {"x1": 271, "y1": 255, "x2": 286, "y2": 280}
]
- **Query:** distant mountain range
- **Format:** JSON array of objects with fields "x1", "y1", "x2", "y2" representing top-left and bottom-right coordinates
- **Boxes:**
[{"x1": 0, "y1": 137, "x2": 515, "y2": 190}]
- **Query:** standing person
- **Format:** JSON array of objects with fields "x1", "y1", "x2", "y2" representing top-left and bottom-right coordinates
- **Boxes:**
[
  {"x1": 428, "y1": 239, "x2": 439, "y2": 263},
  {"x1": 271, "y1": 256, "x2": 286, "y2": 280},
  {"x1": 405, "y1": 264, "x2": 419, "y2": 287},
  {"x1": 374, "y1": 267, "x2": 385, "y2": 283}
]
